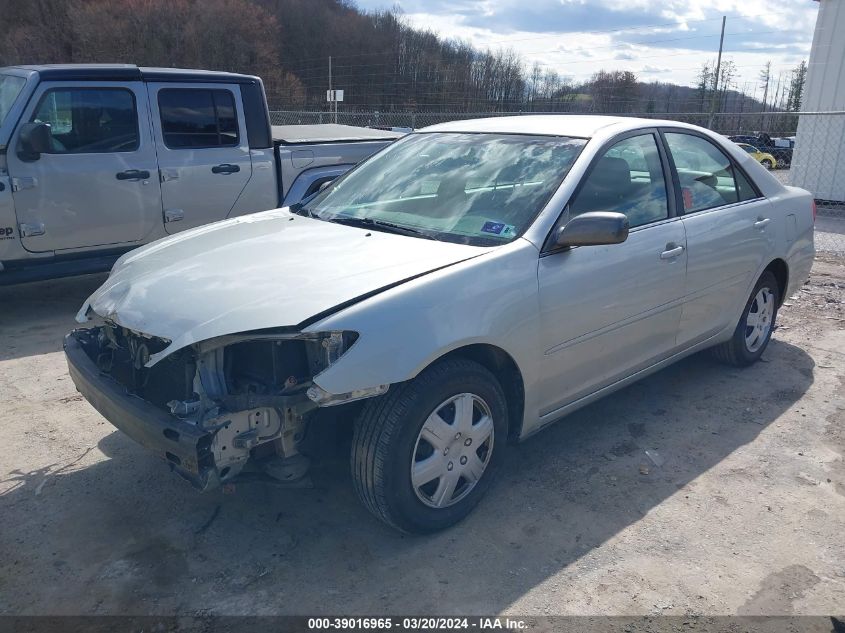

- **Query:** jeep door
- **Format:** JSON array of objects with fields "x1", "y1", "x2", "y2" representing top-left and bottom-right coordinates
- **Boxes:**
[
  {"x1": 147, "y1": 83, "x2": 252, "y2": 233},
  {"x1": 7, "y1": 82, "x2": 163, "y2": 252}
]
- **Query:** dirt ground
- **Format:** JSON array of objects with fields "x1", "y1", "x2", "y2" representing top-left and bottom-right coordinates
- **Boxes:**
[{"x1": 0, "y1": 254, "x2": 843, "y2": 617}]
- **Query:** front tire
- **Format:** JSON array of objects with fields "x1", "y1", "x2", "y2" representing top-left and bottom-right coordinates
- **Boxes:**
[
  {"x1": 351, "y1": 358, "x2": 508, "y2": 533},
  {"x1": 761, "y1": 159, "x2": 774, "y2": 170},
  {"x1": 712, "y1": 271, "x2": 780, "y2": 366}
]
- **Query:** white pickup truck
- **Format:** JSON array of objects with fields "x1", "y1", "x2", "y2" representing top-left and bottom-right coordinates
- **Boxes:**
[{"x1": 0, "y1": 64, "x2": 401, "y2": 284}]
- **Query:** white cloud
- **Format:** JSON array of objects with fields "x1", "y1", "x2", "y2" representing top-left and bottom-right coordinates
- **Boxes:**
[{"x1": 355, "y1": 0, "x2": 818, "y2": 89}]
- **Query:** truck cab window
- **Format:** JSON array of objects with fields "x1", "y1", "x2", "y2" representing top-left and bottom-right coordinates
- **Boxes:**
[
  {"x1": 158, "y1": 89, "x2": 239, "y2": 149},
  {"x1": 31, "y1": 88, "x2": 139, "y2": 154}
]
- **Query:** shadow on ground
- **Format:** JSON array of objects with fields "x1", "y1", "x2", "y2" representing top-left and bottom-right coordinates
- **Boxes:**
[
  {"x1": 0, "y1": 273, "x2": 108, "y2": 361},
  {"x1": 0, "y1": 333, "x2": 815, "y2": 615}
]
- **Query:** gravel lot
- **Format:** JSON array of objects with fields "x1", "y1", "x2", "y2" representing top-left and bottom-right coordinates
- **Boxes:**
[{"x1": 0, "y1": 248, "x2": 843, "y2": 617}]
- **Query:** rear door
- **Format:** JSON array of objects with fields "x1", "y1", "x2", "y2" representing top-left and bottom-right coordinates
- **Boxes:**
[
  {"x1": 7, "y1": 81, "x2": 162, "y2": 252},
  {"x1": 147, "y1": 83, "x2": 251, "y2": 233},
  {"x1": 661, "y1": 129, "x2": 774, "y2": 347}
]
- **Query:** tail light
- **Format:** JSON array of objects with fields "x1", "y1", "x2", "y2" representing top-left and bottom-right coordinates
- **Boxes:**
[{"x1": 812, "y1": 199, "x2": 817, "y2": 223}]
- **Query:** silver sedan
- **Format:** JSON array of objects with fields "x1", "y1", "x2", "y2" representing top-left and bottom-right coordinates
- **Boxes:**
[{"x1": 66, "y1": 115, "x2": 815, "y2": 533}]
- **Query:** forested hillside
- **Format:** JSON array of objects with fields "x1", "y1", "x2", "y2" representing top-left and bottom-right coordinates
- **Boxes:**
[{"x1": 0, "y1": 0, "x2": 799, "y2": 114}]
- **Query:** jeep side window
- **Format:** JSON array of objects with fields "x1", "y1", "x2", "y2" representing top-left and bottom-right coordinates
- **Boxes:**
[
  {"x1": 158, "y1": 88, "x2": 239, "y2": 149},
  {"x1": 31, "y1": 88, "x2": 139, "y2": 154}
]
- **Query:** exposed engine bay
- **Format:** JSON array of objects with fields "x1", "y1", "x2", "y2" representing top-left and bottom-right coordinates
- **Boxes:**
[{"x1": 70, "y1": 323, "x2": 365, "y2": 488}]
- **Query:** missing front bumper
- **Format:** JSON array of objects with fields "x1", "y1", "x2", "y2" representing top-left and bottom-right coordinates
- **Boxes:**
[{"x1": 65, "y1": 331, "x2": 220, "y2": 489}]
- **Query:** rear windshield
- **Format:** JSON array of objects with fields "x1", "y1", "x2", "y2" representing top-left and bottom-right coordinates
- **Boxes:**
[{"x1": 0, "y1": 74, "x2": 27, "y2": 128}]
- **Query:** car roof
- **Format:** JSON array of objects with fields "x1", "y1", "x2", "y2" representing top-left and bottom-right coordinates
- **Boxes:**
[
  {"x1": 3, "y1": 64, "x2": 260, "y2": 84},
  {"x1": 420, "y1": 114, "x2": 697, "y2": 138}
]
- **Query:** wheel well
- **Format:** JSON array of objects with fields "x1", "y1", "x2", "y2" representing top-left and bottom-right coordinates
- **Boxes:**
[
  {"x1": 764, "y1": 258, "x2": 789, "y2": 306},
  {"x1": 439, "y1": 344, "x2": 525, "y2": 442}
]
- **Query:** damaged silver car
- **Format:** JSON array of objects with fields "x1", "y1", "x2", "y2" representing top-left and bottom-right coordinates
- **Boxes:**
[{"x1": 66, "y1": 115, "x2": 815, "y2": 533}]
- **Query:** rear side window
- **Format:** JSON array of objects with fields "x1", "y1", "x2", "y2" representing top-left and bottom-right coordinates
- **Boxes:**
[
  {"x1": 158, "y1": 88, "x2": 239, "y2": 149},
  {"x1": 664, "y1": 133, "x2": 758, "y2": 213},
  {"x1": 31, "y1": 88, "x2": 139, "y2": 154}
]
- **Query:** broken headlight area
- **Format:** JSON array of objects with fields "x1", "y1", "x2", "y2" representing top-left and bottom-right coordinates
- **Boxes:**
[{"x1": 73, "y1": 324, "x2": 367, "y2": 487}]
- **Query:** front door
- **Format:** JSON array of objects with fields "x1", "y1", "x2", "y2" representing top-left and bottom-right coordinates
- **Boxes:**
[
  {"x1": 537, "y1": 131, "x2": 687, "y2": 417},
  {"x1": 147, "y1": 83, "x2": 252, "y2": 233},
  {"x1": 8, "y1": 82, "x2": 162, "y2": 253}
]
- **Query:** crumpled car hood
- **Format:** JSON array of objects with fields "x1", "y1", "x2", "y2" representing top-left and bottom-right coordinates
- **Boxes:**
[{"x1": 77, "y1": 208, "x2": 485, "y2": 364}]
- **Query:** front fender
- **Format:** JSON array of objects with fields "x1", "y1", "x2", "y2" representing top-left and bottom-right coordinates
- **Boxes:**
[{"x1": 304, "y1": 238, "x2": 542, "y2": 407}]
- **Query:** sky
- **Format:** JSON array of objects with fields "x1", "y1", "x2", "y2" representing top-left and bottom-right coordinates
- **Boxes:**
[{"x1": 352, "y1": 0, "x2": 819, "y2": 93}]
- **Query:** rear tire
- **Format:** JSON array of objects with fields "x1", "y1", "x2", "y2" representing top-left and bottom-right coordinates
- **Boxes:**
[
  {"x1": 712, "y1": 271, "x2": 780, "y2": 367},
  {"x1": 761, "y1": 159, "x2": 774, "y2": 170},
  {"x1": 351, "y1": 358, "x2": 508, "y2": 533}
]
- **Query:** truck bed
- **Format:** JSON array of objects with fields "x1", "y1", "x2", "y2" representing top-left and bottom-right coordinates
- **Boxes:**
[{"x1": 272, "y1": 124, "x2": 404, "y2": 145}]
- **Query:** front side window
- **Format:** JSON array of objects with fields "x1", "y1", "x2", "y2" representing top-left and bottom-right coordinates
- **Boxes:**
[
  {"x1": 0, "y1": 74, "x2": 26, "y2": 128},
  {"x1": 158, "y1": 89, "x2": 239, "y2": 149},
  {"x1": 299, "y1": 132, "x2": 586, "y2": 246},
  {"x1": 665, "y1": 132, "x2": 758, "y2": 213},
  {"x1": 31, "y1": 88, "x2": 139, "y2": 154},
  {"x1": 569, "y1": 134, "x2": 669, "y2": 228}
]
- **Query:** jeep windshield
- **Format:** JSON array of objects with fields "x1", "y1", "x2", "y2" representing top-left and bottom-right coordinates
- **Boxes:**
[
  {"x1": 297, "y1": 132, "x2": 587, "y2": 246},
  {"x1": 0, "y1": 74, "x2": 26, "y2": 128}
]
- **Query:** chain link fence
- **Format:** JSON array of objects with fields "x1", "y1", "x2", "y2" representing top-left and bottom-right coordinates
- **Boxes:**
[{"x1": 270, "y1": 109, "x2": 845, "y2": 254}]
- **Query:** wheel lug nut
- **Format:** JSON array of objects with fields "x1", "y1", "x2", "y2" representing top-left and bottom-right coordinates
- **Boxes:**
[
  {"x1": 464, "y1": 438, "x2": 472, "y2": 446},
  {"x1": 455, "y1": 432, "x2": 462, "y2": 439},
  {"x1": 444, "y1": 448, "x2": 449, "y2": 455},
  {"x1": 460, "y1": 456, "x2": 467, "y2": 465},
  {"x1": 447, "y1": 462, "x2": 454, "y2": 471}
]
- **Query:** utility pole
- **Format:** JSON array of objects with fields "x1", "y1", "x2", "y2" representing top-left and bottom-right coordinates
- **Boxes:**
[
  {"x1": 708, "y1": 15, "x2": 726, "y2": 130},
  {"x1": 328, "y1": 56, "x2": 335, "y2": 124}
]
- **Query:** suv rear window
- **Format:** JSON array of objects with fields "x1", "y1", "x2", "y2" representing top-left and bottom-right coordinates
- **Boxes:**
[{"x1": 158, "y1": 88, "x2": 239, "y2": 149}]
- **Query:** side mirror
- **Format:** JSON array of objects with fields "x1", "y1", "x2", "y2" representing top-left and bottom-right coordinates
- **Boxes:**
[
  {"x1": 17, "y1": 122, "x2": 52, "y2": 161},
  {"x1": 555, "y1": 211, "x2": 629, "y2": 248},
  {"x1": 318, "y1": 180, "x2": 332, "y2": 192}
]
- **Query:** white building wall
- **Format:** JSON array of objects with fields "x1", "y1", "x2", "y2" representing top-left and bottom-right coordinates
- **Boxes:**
[{"x1": 789, "y1": 0, "x2": 845, "y2": 202}]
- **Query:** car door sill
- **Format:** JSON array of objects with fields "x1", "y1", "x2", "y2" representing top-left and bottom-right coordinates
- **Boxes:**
[{"x1": 523, "y1": 327, "x2": 732, "y2": 440}]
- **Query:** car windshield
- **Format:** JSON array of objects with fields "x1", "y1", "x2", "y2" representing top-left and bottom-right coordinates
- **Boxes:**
[
  {"x1": 299, "y1": 132, "x2": 586, "y2": 246},
  {"x1": 0, "y1": 74, "x2": 26, "y2": 128}
]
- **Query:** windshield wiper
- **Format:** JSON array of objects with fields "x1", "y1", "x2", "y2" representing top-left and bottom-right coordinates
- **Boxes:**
[{"x1": 327, "y1": 216, "x2": 437, "y2": 240}]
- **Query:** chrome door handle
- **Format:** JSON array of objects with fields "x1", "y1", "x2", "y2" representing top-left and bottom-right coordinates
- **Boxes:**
[
  {"x1": 754, "y1": 217, "x2": 771, "y2": 229},
  {"x1": 660, "y1": 245, "x2": 685, "y2": 260}
]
